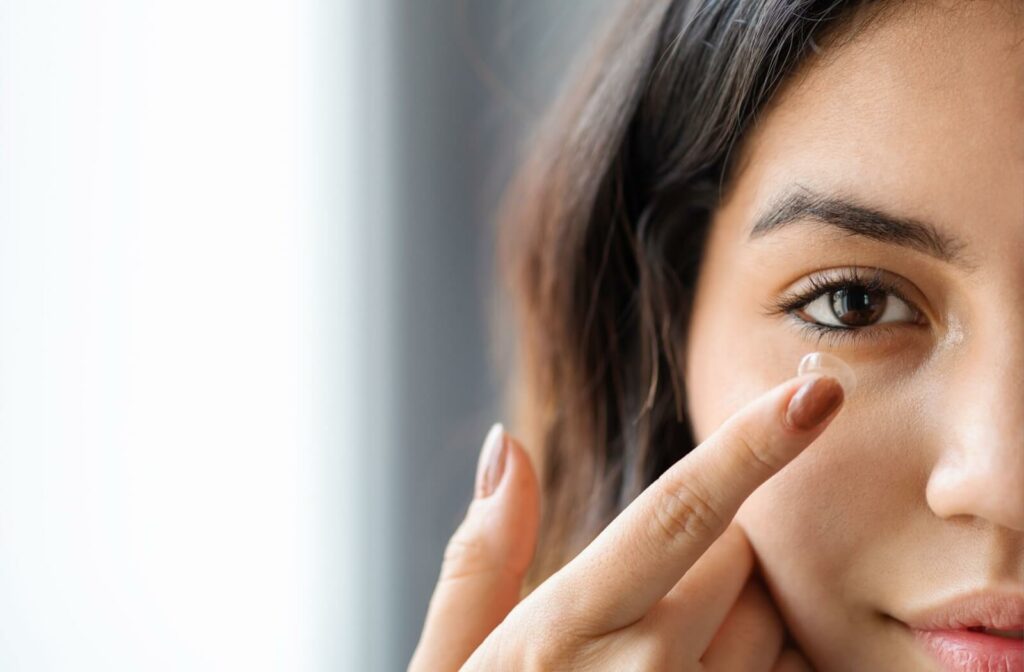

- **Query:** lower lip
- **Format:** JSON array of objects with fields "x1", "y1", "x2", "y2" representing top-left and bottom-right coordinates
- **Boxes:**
[{"x1": 913, "y1": 629, "x2": 1024, "y2": 672}]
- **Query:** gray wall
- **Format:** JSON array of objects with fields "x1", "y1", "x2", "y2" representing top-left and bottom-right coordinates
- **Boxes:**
[{"x1": 379, "y1": 1, "x2": 615, "y2": 668}]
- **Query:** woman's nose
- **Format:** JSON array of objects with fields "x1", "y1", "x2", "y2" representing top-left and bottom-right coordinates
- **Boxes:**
[{"x1": 924, "y1": 346, "x2": 1024, "y2": 532}]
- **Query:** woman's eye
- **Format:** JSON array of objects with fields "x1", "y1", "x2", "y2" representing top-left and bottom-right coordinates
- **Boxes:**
[{"x1": 796, "y1": 285, "x2": 918, "y2": 329}]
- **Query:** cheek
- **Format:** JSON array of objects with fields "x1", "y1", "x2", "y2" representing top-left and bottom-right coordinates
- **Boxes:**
[
  {"x1": 683, "y1": 285, "x2": 934, "y2": 632},
  {"x1": 732, "y1": 396, "x2": 932, "y2": 658},
  {"x1": 684, "y1": 305, "x2": 796, "y2": 439}
]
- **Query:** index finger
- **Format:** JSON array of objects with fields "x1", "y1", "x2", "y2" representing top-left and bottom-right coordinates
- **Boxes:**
[{"x1": 554, "y1": 370, "x2": 847, "y2": 633}]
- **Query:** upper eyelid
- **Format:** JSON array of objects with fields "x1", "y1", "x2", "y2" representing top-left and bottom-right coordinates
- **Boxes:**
[
  {"x1": 760, "y1": 266, "x2": 923, "y2": 318},
  {"x1": 800, "y1": 276, "x2": 915, "y2": 310}
]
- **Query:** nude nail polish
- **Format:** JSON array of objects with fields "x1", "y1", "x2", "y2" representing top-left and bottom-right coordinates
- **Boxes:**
[{"x1": 475, "y1": 423, "x2": 509, "y2": 499}]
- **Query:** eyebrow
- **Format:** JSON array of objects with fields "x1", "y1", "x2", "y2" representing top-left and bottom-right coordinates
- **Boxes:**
[{"x1": 747, "y1": 186, "x2": 977, "y2": 272}]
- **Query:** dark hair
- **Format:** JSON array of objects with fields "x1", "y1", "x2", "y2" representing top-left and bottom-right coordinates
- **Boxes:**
[{"x1": 495, "y1": 0, "x2": 892, "y2": 594}]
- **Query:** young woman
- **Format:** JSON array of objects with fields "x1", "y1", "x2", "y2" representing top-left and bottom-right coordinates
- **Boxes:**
[{"x1": 410, "y1": 0, "x2": 1023, "y2": 669}]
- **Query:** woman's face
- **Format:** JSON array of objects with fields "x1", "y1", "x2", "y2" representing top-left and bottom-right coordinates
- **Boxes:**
[{"x1": 683, "y1": 1, "x2": 1023, "y2": 669}]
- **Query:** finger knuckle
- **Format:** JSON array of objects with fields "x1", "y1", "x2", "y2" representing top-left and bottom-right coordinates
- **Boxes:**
[
  {"x1": 543, "y1": 575, "x2": 624, "y2": 642},
  {"x1": 439, "y1": 523, "x2": 495, "y2": 582},
  {"x1": 653, "y1": 475, "x2": 724, "y2": 545},
  {"x1": 731, "y1": 424, "x2": 782, "y2": 476},
  {"x1": 506, "y1": 617, "x2": 576, "y2": 671}
]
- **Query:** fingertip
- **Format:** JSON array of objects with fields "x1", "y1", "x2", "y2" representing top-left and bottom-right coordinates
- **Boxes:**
[
  {"x1": 500, "y1": 432, "x2": 539, "y2": 494},
  {"x1": 472, "y1": 426, "x2": 536, "y2": 508},
  {"x1": 480, "y1": 429, "x2": 541, "y2": 574},
  {"x1": 424, "y1": 429, "x2": 535, "y2": 672},
  {"x1": 475, "y1": 422, "x2": 507, "y2": 500},
  {"x1": 783, "y1": 374, "x2": 845, "y2": 432}
]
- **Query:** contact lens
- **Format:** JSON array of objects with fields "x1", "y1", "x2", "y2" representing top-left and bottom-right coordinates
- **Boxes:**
[{"x1": 797, "y1": 352, "x2": 857, "y2": 397}]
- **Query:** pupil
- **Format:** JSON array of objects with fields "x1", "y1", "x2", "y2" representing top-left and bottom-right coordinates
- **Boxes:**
[{"x1": 831, "y1": 286, "x2": 886, "y2": 326}]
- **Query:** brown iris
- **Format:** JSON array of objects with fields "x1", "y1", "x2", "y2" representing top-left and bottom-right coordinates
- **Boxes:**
[{"x1": 829, "y1": 286, "x2": 887, "y2": 327}]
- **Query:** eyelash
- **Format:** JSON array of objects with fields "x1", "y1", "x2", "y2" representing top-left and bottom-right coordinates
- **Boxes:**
[{"x1": 761, "y1": 265, "x2": 923, "y2": 347}]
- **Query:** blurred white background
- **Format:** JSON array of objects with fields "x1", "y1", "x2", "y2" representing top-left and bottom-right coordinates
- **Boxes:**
[{"x1": 0, "y1": 0, "x2": 608, "y2": 669}]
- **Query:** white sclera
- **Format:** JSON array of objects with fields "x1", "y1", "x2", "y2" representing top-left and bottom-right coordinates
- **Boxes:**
[{"x1": 797, "y1": 351, "x2": 857, "y2": 397}]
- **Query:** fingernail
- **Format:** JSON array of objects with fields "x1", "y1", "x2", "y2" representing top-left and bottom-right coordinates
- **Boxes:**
[
  {"x1": 785, "y1": 375, "x2": 845, "y2": 430},
  {"x1": 475, "y1": 422, "x2": 509, "y2": 499},
  {"x1": 797, "y1": 351, "x2": 856, "y2": 397}
]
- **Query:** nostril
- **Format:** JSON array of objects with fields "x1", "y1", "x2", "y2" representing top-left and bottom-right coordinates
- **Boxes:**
[{"x1": 926, "y1": 461, "x2": 1024, "y2": 533}]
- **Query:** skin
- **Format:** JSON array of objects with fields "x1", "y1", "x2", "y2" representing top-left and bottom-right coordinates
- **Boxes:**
[
  {"x1": 684, "y1": 1, "x2": 1024, "y2": 669},
  {"x1": 409, "y1": 1, "x2": 1023, "y2": 670}
]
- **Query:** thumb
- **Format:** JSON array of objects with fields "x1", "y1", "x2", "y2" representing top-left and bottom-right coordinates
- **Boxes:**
[{"x1": 408, "y1": 423, "x2": 541, "y2": 672}]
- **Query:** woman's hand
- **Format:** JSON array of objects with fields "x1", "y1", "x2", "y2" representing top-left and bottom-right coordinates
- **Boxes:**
[{"x1": 409, "y1": 371, "x2": 845, "y2": 671}]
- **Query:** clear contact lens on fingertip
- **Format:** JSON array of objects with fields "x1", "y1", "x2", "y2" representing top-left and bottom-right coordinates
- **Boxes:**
[{"x1": 797, "y1": 351, "x2": 857, "y2": 397}]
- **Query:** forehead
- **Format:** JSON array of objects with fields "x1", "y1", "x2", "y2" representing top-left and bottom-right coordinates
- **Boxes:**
[{"x1": 720, "y1": 0, "x2": 1024, "y2": 250}]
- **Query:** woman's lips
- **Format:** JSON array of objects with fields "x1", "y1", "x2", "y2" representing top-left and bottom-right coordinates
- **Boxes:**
[
  {"x1": 898, "y1": 591, "x2": 1024, "y2": 672},
  {"x1": 913, "y1": 628, "x2": 1023, "y2": 672}
]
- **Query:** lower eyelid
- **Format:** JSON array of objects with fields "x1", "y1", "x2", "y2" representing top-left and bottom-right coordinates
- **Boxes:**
[
  {"x1": 789, "y1": 317, "x2": 900, "y2": 346},
  {"x1": 787, "y1": 306, "x2": 931, "y2": 344}
]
